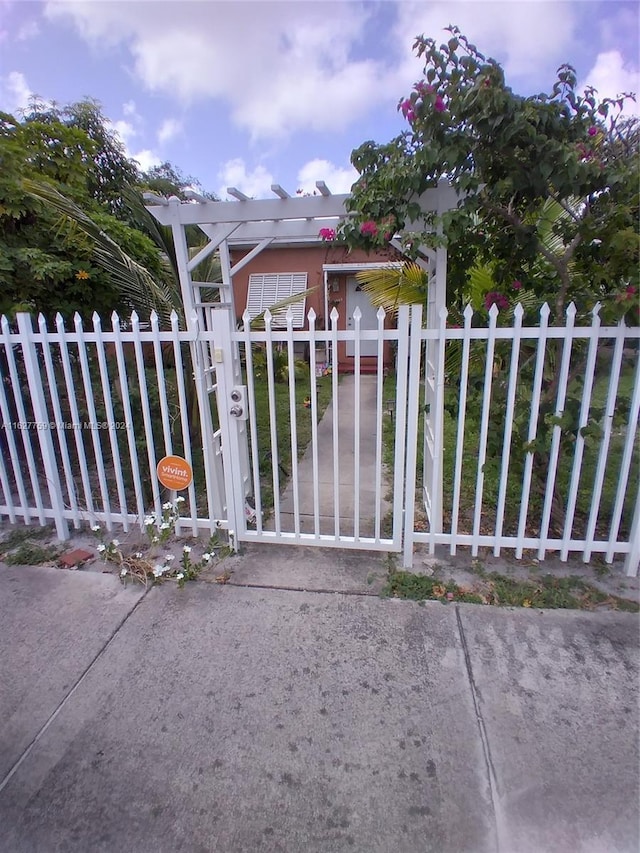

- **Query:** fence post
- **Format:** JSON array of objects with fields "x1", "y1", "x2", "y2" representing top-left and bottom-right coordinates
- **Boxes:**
[
  {"x1": 210, "y1": 307, "x2": 247, "y2": 552},
  {"x1": 403, "y1": 304, "x2": 423, "y2": 568},
  {"x1": 16, "y1": 313, "x2": 69, "y2": 540}
]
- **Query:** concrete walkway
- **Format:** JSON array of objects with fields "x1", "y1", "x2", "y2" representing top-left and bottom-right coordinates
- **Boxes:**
[
  {"x1": 1, "y1": 551, "x2": 638, "y2": 853},
  {"x1": 277, "y1": 375, "x2": 392, "y2": 537}
]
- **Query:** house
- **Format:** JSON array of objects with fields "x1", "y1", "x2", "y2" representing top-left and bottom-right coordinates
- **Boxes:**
[{"x1": 229, "y1": 240, "x2": 405, "y2": 374}]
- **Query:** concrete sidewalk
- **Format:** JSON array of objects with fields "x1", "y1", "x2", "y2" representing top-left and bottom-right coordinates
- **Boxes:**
[
  {"x1": 277, "y1": 375, "x2": 392, "y2": 537},
  {"x1": 0, "y1": 554, "x2": 638, "y2": 853}
]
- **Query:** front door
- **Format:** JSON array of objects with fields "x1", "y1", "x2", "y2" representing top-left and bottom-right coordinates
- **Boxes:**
[{"x1": 346, "y1": 276, "x2": 379, "y2": 357}]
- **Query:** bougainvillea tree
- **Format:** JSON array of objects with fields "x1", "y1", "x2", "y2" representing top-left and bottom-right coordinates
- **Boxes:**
[
  {"x1": 342, "y1": 27, "x2": 638, "y2": 323},
  {"x1": 340, "y1": 30, "x2": 638, "y2": 532}
]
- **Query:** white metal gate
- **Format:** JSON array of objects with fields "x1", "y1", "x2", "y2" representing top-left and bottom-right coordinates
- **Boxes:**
[{"x1": 209, "y1": 304, "x2": 415, "y2": 551}]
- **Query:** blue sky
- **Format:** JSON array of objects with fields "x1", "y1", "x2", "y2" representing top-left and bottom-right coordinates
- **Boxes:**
[{"x1": 1, "y1": 1, "x2": 638, "y2": 199}]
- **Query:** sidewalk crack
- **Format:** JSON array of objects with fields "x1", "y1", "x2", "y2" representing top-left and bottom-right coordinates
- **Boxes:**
[
  {"x1": 455, "y1": 606, "x2": 502, "y2": 853},
  {"x1": 0, "y1": 586, "x2": 150, "y2": 797}
]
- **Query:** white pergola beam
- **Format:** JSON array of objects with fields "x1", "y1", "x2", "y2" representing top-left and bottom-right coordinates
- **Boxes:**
[
  {"x1": 271, "y1": 184, "x2": 290, "y2": 199},
  {"x1": 147, "y1": 183, "x2": 459, "y2": 230},
  {"x1": 186, "y1": 223, "x2": 242, "y2": 272},
  {"x1": 225, "y1": 218, "x2": 340, "y2": 244},
  {"x1": 315, "y1": 181, "x2": 331, "y2": 196},
  {"x1": 230, "y1": 238, "x2": 274, "y2": 276},
  {"x1": 184, "y1": 189, "x2": 208, "y2": 203},
  {"x1": 148, "y1": 194, "x2": 351, "y2": 226},
  {"x1": 143, "y1": 192, "x2": 168, "y2": 206},
  {"x1": 227, "y1": 187, "x2": 251, "y2": 201}
]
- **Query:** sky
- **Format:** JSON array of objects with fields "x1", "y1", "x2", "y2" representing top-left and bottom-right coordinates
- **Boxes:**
[{"x1": 1, "y1": 0, "x2": 639, "y2": 199}]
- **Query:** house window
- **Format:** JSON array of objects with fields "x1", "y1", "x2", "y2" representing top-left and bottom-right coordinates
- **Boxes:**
[{"x1": 246, "y1": 273, "x2": 308, "y2": 328}]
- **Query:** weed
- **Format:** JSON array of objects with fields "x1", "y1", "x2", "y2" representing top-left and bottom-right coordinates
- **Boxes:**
[
  {"x1": 0, "y1": 526, "x2": 52, "y2": 551},
  {"x1": 91, "y1": 499, "x2": 229, "y2": 588},
  {"x1": 383, "y1": 570, "x2": 639, "y2": 612},
  {"x1": 382, "y1": 553, "x2": 398, "y2": 575},
  {"x1": 593, "y1": 561, "x2": 611, "y2": 578},
  {"x1": 4, "y1": 543, "x2": 60, "y2": 566}
]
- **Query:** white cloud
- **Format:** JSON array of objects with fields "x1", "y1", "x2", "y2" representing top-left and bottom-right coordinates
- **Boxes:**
[
  {"x1": 297, "y1": 159, "x2": 358, "y2": 195},
  {"x1": 157, "y1": 117, "x2": 182, "y2": 145},
  {"x1": 130, "y1": 148, "x2": 162, "y2": 172},
  {"x1": 17, "y1": 20, "x2": 40, "y2": 41},
  {"x1": 44, "y1": 0, "x2": 395, "y2": 139},
  {"x1": 217, "y1": 158, "x2": 274, "y2": 199},
  {"x1": 106, "y1": 101, "x2": 163, "y2": 172},
  {"x1": 581, "y1": 51, "x2": 639, "y2": 116},
  {"x1": 110, "y1": 118, "x2": 137, "y2": 147},
  {"x1": 0, "y1": 70, "x2": 32, "y2": 115},
  {"x1": 391, "y1": 1, "x2": 577, "y2": 89}
]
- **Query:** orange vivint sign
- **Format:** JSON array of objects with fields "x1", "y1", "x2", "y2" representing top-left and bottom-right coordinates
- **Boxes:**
[{"x1": 156, "y1": 456, "x2": 193, "y2": 491}]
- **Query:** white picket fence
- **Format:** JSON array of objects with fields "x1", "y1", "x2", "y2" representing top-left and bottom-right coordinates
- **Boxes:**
[
  {"x1": 0, "y1": 303, "x2": 638, "y2": 575},
  {"x1": 0, "y1": 311, "x2": 226, "y2": 540},
  {"x1": 404, "y1": 303, "x2": 640, "y2": 576}
]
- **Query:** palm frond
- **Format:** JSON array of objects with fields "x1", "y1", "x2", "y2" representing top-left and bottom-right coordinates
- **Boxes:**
[
  {"x1": 355, "y1": 263, "x2": 428, "y2": 313},
  {"x1": 23, "y1": 178, "x2": 178, "y2": 323},
  {"x1": 188, "y1": 244, "x2": 222, "y2": 284},
  {"x1": 248, "y1": 286, "x2": 320, "y2": 330},
  {"x1": 120, "y1": 183, "x2": 179, "y2": 276}
]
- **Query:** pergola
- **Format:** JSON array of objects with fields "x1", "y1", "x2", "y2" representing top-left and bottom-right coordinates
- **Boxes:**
[
  {"x1": 145, "y1": 180, "x2": 459, "y2": 537},
  {"x1": 144, "y1": 178, "x2": 459, "y2": 336}
]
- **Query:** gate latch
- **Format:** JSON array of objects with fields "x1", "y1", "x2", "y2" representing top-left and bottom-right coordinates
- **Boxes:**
[{"x1": 229, "y1": 386, "x2": 248, "y2": 420}]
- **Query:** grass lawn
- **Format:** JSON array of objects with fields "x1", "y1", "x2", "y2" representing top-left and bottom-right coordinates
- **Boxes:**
[{"x1": 248, "y1": 367, "x2": 333, "y2": 509}]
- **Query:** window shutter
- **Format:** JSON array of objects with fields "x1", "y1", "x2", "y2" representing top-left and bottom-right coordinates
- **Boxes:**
[{"x1": 246, "y1": 273, "x2": 308, "y2": 327}]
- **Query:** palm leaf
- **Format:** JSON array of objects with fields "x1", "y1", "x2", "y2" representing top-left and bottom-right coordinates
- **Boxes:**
[
  {"x1": 248, "y1": 286, "x2": 320, "y2": 329},
  {"x1": 355, "y1": 262, "x2": 428, "y2": 313},
  {"x1": 23, "y1": 178, "x2": 178, "y2": 323}
]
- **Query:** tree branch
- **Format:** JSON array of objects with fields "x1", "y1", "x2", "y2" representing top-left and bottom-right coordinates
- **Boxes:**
[{"x1": 550, "y1": 194, "x2": 584, "y2": 225}]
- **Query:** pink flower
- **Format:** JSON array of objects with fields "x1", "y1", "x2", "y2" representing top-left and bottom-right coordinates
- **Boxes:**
[
  {"x1": 360, "y1": 220, "x2": 379, "y2": 237},
  {"x1": 414, "y1": 81, "x2": 434, "y2": 96},
  {"x1": 318, "y1": 227, "x2": 336, "y2": 241},
  {"x1": 406, "y1": 109, "x2": 415, "y2": 123},
  {"x1": 485, "y1": 292, "x2": 509, "y2": 311},
  {"x1": 626, "y1": 285, "x2": 637, "y2": 300},
  {"x1": 434, "y1": 95, "x2": 446, "y2": 113},
  {"x1": 400, "y1": 98, "x2": 412, "y2": 118},
  {"x1": 512, "y1": 280, "x2": 522, "y2": 290},
  {"x1": 588, "y1": 126, "x2": 597, "y2": 137}
]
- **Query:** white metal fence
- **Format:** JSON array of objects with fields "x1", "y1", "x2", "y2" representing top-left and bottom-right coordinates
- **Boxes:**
[
  {"x1": 0, "y1": 310, "x2": 226, "y2": 540},
  {"x1": 1, "y1": 304, "x2": 638, "y2": 575},
  {"x1": 404, "y1": 302, "x2": 640, "y2": 575}
]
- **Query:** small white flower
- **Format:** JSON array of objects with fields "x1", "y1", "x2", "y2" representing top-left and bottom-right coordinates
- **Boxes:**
[
  {"x1": 151, "y1": 536, "x2": 159, "y2": 544},
  {"x1": 91, "y1": 524, "x2": 101, "y2": 532},
  {"x1": 134, "y1": 552, "x2": 142, "y2": 559},
  {"x1": 112, "y1": 539, "x2": 120, "y2": 547},
  {"x1": 202, "y1": 552, "x2": 211, "y2": 562},
  {"x1": 162, "y1": 502, "x2": 173, "y2": 511},
  {"x1": 165, "y1": 554, "x2": 176, "y2": 562},
  {"x1": 144, "y1": 515, "x2": 155, "y2": 526},
  {"x1": 153, "y1": 565, "x2": 163, "y2": 578},
  {"x1": 183, "y1": 545, "x2": 191, "y2": 553},
  {"x1": 160, "y1": 522, "x2": 170, "y2": 530},
  {"x1": 97, "y1": 544, "x2": 106, "y2": 553},
  {"x1": 120, "y1": 568, "x2": 127, "y2": 577},
  {"x1": 175, "y1": 496, "x2": 186, "y2": 503},
  {"x1": 176, "y1": 572, "x2": 184, "y2": 580}
]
